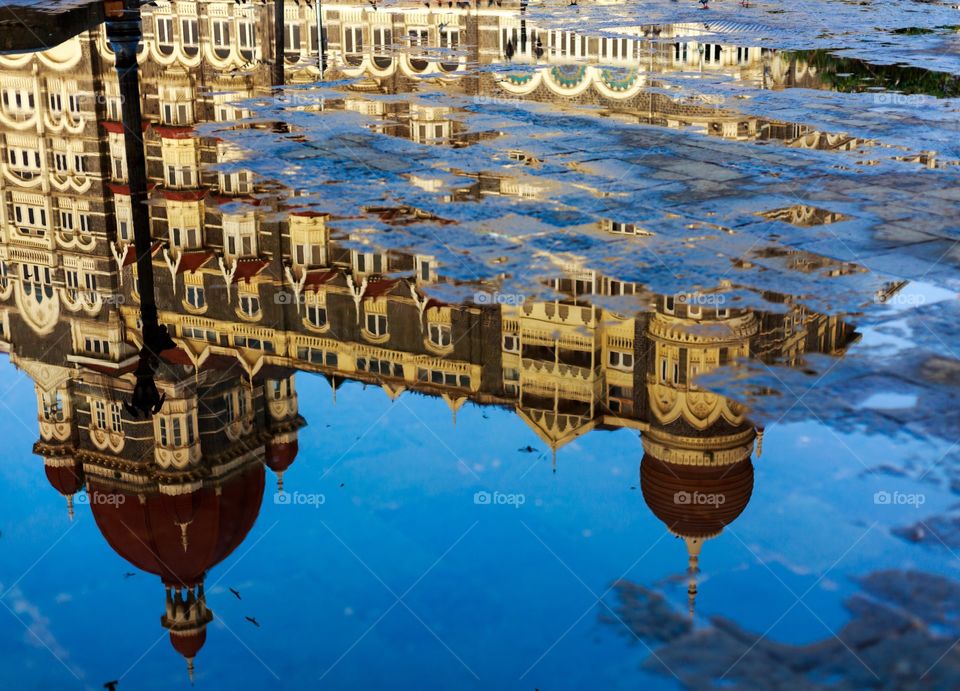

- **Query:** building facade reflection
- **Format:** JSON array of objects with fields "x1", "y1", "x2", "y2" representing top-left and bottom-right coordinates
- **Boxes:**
[{"x1": 0, "y1": 1, "x2": 864, "y2": 679}]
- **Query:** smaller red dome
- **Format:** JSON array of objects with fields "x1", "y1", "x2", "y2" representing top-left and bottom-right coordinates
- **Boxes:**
[
  {"x1": 44, "y1": 458, "x2": 83, "y2": 496},
  {"x1": 265, "y1": 439, "x2": 299, "y2": 473},
  {"x1": 170, "y1": 628, "x2": 207, "y2": 659}
]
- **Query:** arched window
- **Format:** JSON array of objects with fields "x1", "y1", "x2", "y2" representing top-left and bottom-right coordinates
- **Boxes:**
[
  {"x1": 365, "y1": 313, "x2": 388, "y2": 338},
  {"x1": 211, "y1": 19, "x2": 231, "y2": 59},
  {"x1": 181, "y1": 18, "x2": 199, "y2": 56},
  {"x1": 306, "y1": 302, "x2": 326, "y2": 328},
  {"x1": 155, "y1": 16, "x2": 175, "y2": 55},
  {"x1": 185, "y1": 285, "x2": 205, "y2": 309},
  {"x1": 21, "y1": 264, "x2": 54, "y2": 302},
  {"x1": 239, "y1": 293, "x2": 260, "y2": 318}
]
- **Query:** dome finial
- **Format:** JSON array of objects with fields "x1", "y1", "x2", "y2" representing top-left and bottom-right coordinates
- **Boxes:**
[
  {"x1": 276, "y1": 470, "x2": 285, "y2": 494},
  {"x1": 684, "y1": 537, "x2": 702, "y2": 620},
  {"x1": 186, "y1": 657, "x2": 195, "y2": 685},
  {"x1": 66, "y1": 494, "x2": 75, "y2": 522},
  {"x1": 755, "y1": 426, "x2": 764, "y2": 458}
]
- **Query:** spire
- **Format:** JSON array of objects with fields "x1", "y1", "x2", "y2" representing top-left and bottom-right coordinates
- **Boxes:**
[
  {"x1": 755, "y1": 426, "x2": 764, "y2": 458},
  {"x1": 66, "y1": 494, "x2": 75, "y2": 521},
  {"x1": 276, "y1": 470, "x2": 285, "y2": 494},
  {"x1": 551, "y1": 447, "x2": 557, "y2": 474},
  {"x1": 186, "y1": 657, "x2": 195, "y2": 685},
  {"x1": 684, "y1": 536, "x2": 703, "y2": 620}
]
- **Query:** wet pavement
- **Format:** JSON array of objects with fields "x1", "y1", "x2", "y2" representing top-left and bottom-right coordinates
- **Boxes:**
[{"x1": 0, "y1": 1, "x2": 958, "y2": 689}]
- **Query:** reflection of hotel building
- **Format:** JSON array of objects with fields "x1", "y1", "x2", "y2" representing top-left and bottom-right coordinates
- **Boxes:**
[
  {"x1": 320, "y1": 1, "x2": 870, "y2": 151},
  {"x1": 27, "y1": 338, "x2": 304, "y2": 681},
  {"x1": 0, "y1": 1, "x2": 861, "y2": 678}
]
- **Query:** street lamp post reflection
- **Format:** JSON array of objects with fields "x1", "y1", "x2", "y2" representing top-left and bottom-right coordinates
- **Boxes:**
[{"x1": 104, "y1": 0, "x2": 174, "y2": 417}]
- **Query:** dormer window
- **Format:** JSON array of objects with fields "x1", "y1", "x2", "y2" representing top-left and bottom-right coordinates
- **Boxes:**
[
  {"x1": 219, "y1": 170, "x2": 251, "y2": 194},
  {"x1": 108, "y1": 132, "x2": 127, "y2": 181},
  {"x1": 185, "y1": 284, "x2": 205, "y2": 309},
  {"x1": 223, "y1": 214, "x2": 258, "y2": 259},
  {"x1": 105, "y1": 93, "x2": 122, "y2": 121},
  {"x1": 415, "y1": 255, "x2": 434, "y2": 283},
  {"x1": 366, "y1": 313, "x2": 388, "y2": 337},
  {"x1": 161, "y1": 100, "x2": 192, "y2": 126},
  {"x1": 214, "y1": 94, "x2": 252, "y2": 124},
  {"x1": 428, "y1": 322, "x2": 451, "y2": 348},
  {"x1": 290, "y1": 215, "x2": 327, "y2": 269},
  {"x1": 167, "y1": 200, "x2": 203, "y2": 250},
  {"x1": 362, "y1": 295, "x2": 390, "y2": 341},
  {"x1": 171, "y1": 226, "x2": 200, "y2": 249},
  {"x1": 238, "y1": 292, "x2": 261, "y2": 320},
  {"x1": 304, "y1": 291, "x2": 327, "y2": 330},
  {"x1": 114, "y1": 196, "x2": 133, "y2": 243},
  {"x1": 162, "y1": 139, "x2": 197, "y2": 189},
  {"x1": 353, "y1": 250, "x2": 385, "y2": 275}
]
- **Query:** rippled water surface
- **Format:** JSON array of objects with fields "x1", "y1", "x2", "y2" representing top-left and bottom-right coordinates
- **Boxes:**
[{"x1": 0, "y1": 1, "x2": 959, "y2": 689}]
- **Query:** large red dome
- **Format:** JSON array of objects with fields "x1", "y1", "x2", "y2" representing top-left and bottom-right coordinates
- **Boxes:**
[
  {"x1": 640, "y1": 454, "x2": 754, "y2": 538},
  {"x1": 89, "y1": 463, "x2": 265, "y2": 586}
]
